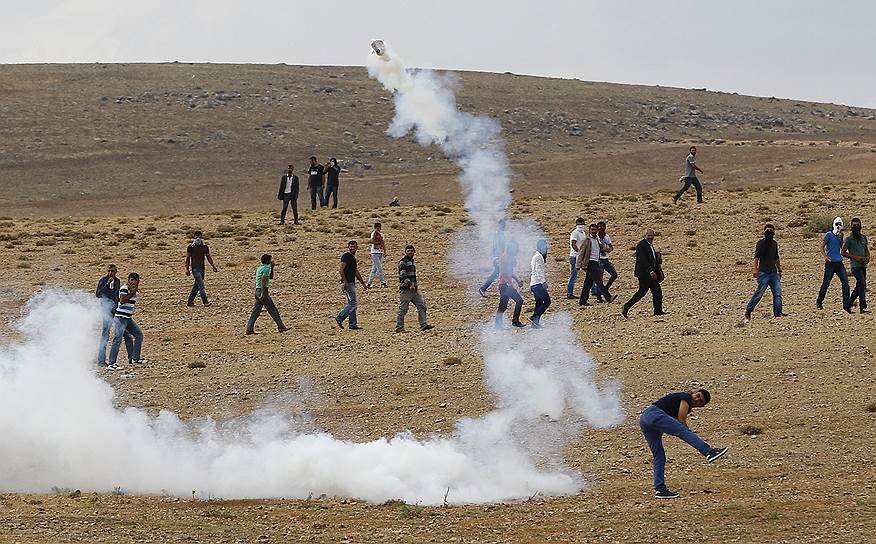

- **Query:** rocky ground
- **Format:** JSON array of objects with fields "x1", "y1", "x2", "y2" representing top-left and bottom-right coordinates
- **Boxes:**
[{"x1": 0, "y1": 179, "x2": 874, "y2": 542}]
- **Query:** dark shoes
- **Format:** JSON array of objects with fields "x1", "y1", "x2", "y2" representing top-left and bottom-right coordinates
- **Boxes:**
[
  {"x1": 511, "y1": 321, "x2": 526, "y2": 328},
  {"x1": 816, "y1": 302, "x2": 823, "y2": 310},
  {"x1": 278, "y1": 326, "x2": 290, "y2": 333},
  {"x1": 606, "y1": 294, "x2": 617, "y2": 303},
  {"x1": 621, "y1": 306, "x2": 629, "y2": 318},
  {"x1": 774, "y1": 312, "x2": 789, "y2": 317},
  {"x1": 334, "y1": 317, "x2": 344, "y2": 329},
  {"x1": 565, "y1": 295, "x2": 576, "y2": 300},
  {"x1": 348, "y1": 325, "x2": 363, "y2": 330},
  {"x1": 579, "y1": 302, "x2": 592, "y2": 307},
  {"x1": 478, "y1": 287, "x2": 488, "y2": 298},
  {"x1": 420, "y1": 324, "x2": 435, "y2": 331},
  {"x1": 654, "y1": 311, "x2": 669, "y2": 316},
  {"x1": 706, "y1": 447, "x2": 729, "y2": 463},
  {"x1": 655, "y1": 488, "x2": 679, "y2": 499}
]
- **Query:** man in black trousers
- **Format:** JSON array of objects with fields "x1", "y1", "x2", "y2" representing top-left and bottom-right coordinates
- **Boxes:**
[
  {"x1": 277, "y1": 164, "x2": 300, "y2": 225},
  {"x1": 622, "y1": 229, "x2": 666, "y2": 317},
  {"x1": 576, "y1": 223, "x2": 615, "y2": 306}
]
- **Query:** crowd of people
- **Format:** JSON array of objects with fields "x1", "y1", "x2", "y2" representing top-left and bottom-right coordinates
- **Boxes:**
[{"x1": 90, "y1": 148, "x2": 870, "y2": 498}]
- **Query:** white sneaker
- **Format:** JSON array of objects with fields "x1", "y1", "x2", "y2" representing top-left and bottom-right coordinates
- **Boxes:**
[{"x1": 106, "y1": 364, "x2": 120, "y2": 371}]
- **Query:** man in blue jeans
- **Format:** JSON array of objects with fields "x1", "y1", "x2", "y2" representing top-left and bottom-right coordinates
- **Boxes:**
[
  {"x1": 108, "y1": 273, "x2": 146, "y2": 370},
  {"x1": 639, "y1": 389, "x2": 729, "y2": 499},
  {"x1": 745, "y1": 223, "x2": 786, "y2": 322},
  {"x1": 816, "y1": 217, "x2": 851, "y2": 312},
  {"x1": 95, "y1": 264, "x2": 132, "y2": 367},
  {"x1": 336, "y1": 240, "x2": 370, "y2": 330},
  {"x1": 566, "y1": 217, "x2": 586, "y2": 299},
  {"x1": 590, "y1": 221, "x2": 618, "y2": 302},
  {"x1": 842, "y1": 217, "x2": 870, "y2": 313},
  {"x1": 185, "y1": 231, "x2": 218, "y2": 307}
]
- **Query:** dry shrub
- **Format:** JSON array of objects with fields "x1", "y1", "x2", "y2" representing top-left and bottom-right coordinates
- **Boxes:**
[{"x1": 740, "y1": 424, "x2": 763, "y2": 435}]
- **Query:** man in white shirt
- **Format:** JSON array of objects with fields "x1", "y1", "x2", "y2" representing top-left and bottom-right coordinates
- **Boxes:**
[
  {"x1": 590, "y1": 221, "x2": 618, "y2": 302},
  {"x1": 277, "y1": 164, "x2": 300, "y2": 225},
  {"x1": 577, "y1": 223, "x2": 615, "y2": 306},
  {"x1": 530, "y1": 239, "x2": 551, "y2": 328},
  {"x1": 566, "y1": 217, "x2": 586, "y2": 299}
]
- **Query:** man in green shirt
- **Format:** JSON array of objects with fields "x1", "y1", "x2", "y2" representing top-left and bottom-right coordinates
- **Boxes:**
[
  {"x1": 246, "y1": 254, "x2": 290, "y2": 334},
  {"x1": 842, "y1": 217, "x2": 870, "y2": 313}
]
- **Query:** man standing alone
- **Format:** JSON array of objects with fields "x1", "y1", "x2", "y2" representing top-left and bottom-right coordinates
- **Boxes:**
[
  {"x1": 395, "y1": 244, "x2": 434, "y2": 332},
  {"x1": 245, "y1": 254, "x2": 290, "y2": 334},
  {"x1": 639, "y1": 389, "x2": 729, "y2": 499},
  {"x1": 673, "y1": 146, "x2": 704, "y2": 204},
  {"x1": 308, "y1": 156, "x2": 326, "y2": 210},
  {"x1": 530, "y1": 239, "x2": 551, "y2": 328},
  {"x1": 336, "y1": 240, "x2": 369, "y2": 330},
  {"x1": 622, "y1": 230, "x2": 665, "y2": 318},
  {"x1": 842, "y1": 217, "x2": 870, "y2": 313},
  {"x1": 566, "y1": 217, "x2": 586, "y2": 299},
  {"x1": 186, "y1": 231, "x2": 218, "y2": 307},
  {"x1": 816, "y1": 217, "x2": 851, "y2": 312},
  {"x1": 744, "y1": 223, "x2": 785, "y2": 322},
  {"x1": 277, "y1": 164, "x2": 300, "y2": 225}
]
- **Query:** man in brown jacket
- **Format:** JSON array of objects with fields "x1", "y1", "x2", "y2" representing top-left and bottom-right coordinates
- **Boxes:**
[{"x1": 576, "y1": 223, "x2": 615, "y2": 305}]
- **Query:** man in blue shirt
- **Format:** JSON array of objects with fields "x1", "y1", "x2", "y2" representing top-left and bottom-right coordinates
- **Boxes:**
[{"x1": 816, "y1": 217, "x2": 851, "y2": 312}]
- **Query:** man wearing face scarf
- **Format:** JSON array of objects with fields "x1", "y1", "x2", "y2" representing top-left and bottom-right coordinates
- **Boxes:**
[
  {"x1": 529, "y1": 240, "x2": 551, "y2": 328},
  {"x1": 816, "y1": 217, "x2": 851, "y2": 313},
  {"x1": 842, "y1": 217, "x2": 870, "y2": 313},
  {"x1": 744, "y1": 224, "x2": 785, "y2": 322}
]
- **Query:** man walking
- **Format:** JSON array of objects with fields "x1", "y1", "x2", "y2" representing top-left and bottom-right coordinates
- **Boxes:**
[
  {"x1": 367, "y1": 222, "x2": 387, "y2": 288},
  {"x1": 277, "y1": 164, "x2": 300, "y2": 225},
  {"x1": 245, "y1": 254, "x2": 290, "y2": 334},
  {"x1": 622, "y1": 230, "x2": 666, "y2": 318},
  {"x1": 744, "y1": 223, "x2": 785, "y2": 322},
  {"x1": 530, "y1": 240, "x2": 551, "y2": 328},
  {"x1": 576, "y1": 223, "x2": 614, "y2": 306},
  {"x1": 95, "y1": 264, "x2": 132, "y2": 367},
  {"x1": 324, "y1": 157, "x2": 341, "y2": 208},
  {"x1": 639, "y1": 389, "x2": 729, "y2": 499},
  {"x1": 395, "y1": 245, "x2": 434, "y2": 333},
  {"x1": 479, "y1": 219, "x2": 507, "y2": 297},
  {"x1": 336, "y1": 240, "x2": 369, "y2": 330},
  {"x1": 673, "y1": 146, "x2": 704, "y2": 204},
  {"x1": 186, "y1": 231, "x2": 218, "y2": 307},
  {"x1": 842, "y1": 217, "x2": 870, "y2": 313},
  {"x1": 495, "y1": 240, "x2": 525, "y2": 329},
  {"x1": 816, "y1": 217, "x2": 851, "y2": 312},
  {"x1": 108, "y1": 272, "x2": 146, "y2": 370},
  {"x1": 307, "y1": 156, "x2": 326, "y2": 210},
  {"x1": 590, "y1": 221, "x2": 618, "y2": 303},
  {"x1": 566, "y1": 217, "x2": 586, "y2": 299}
]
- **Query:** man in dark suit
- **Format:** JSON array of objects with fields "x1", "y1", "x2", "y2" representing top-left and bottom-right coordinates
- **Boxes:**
[
  {"x1": 278, "y1": 164, "x2": 300, "y2": 225},
  {"x1": 622, "y1": 229, "x2": 666, "y2": 317}
]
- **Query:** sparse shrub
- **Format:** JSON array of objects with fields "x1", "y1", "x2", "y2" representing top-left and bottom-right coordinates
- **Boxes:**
[
  {"x1": 686, "y1": 240, "x2": 697, "y2": 247},
  {"x1": 680, "y1": 327, "x2": 698, "y2": 336},
  {"x1": 685, "y1": 229, "x2": 696, "y2": 236},
  {"x1": 866, "y1": 402, "x2": 876, "y2": 413},
  {"x1": 740, "y1": 424, "x2": 763, "y2": 436},
  {"x1": 803, "y1": 214, "x2": 833, "y2": 236}
]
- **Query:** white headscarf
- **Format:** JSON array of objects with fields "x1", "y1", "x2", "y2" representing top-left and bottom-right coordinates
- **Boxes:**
[{"x1": 832, "y1": 217, "x2": 844, "y2": 236}]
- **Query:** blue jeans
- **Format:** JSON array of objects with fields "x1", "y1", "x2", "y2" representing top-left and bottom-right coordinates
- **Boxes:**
[
  {"x1": 310, "y1": 186, "x2": 324, "y2": 210},
  {"x1": 481, "y1": 258, "x2": 500, "y2": 292},
  {"x1": 337, "y1": 284, "x2": 358, "y2": 327},
  {"x1": 816, "y1": 261, "x2": 850, "y2": 308},
  {"x1": 98, "y1": 304, "x2": 133, "y2": 365},
  {"x1": 530, "y1": 283, "x2": 551, "y2": 324},
  {"x1": 324, "y1": 184, "x2": 338, "y2": 208},
  {"x1": 367, "y1": 253, "x2": 385, "y2": 286},
  {"x1": 639, "y1": 405, "x2": 712, "y2": 491},
  {"x1": 850, "y1": 267, "x2": 867, "y2": 310},
  {"x1": 496, "y1": 284, "x2": 523, "y2": 326},
  {"x1": 746, "y1": 271, "x2": 782, "y2": 316},
  {"x1": 188, "y1": 268, "x2": 209, "y2": 305},
  {"x1": 591, "y1": 258, "x2": 618, "y2": 297},
  {"x1": 566, "y1": 257, "x2": 578, "y2": 297},
  {"x1": 109, "y1": 317, "x2": 143, "y2": 365}
]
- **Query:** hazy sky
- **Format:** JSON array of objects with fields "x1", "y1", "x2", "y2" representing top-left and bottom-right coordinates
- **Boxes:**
[{"x1": 2, "y1": 0, "x2": 874, "y2": 108}]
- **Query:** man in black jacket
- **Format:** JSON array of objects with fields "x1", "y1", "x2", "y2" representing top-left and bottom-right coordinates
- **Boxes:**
[
  {"x1": 622, "y1": 230, "x2": 666, "y2": 317},
  {"x1": 307, "y1": 156, "x2": 325, "y2": 210},
  {"x1": 277, "y1": 165, "x2": 300, "y2": 225},
  {"x1": 95, "y1": 264, "x2": 132, "y2": 367}
]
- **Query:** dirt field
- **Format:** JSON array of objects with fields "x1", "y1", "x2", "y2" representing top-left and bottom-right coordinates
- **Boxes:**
[{"x1": 0, "y1": 64, "x2": 875, "y2": 543}]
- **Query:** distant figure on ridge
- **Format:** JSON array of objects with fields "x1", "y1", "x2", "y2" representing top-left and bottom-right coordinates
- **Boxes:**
[
  {"x1": 324, "y1": 157, "x2": 341, "y2": 208},
  {"x1": 395, "y1": 244, "x2": 434, "y2": 333},
  {"x1": 673, "y1": 146, "x2": 704, "y2": 204},
  {"x1": 307, "y1": 156, "x2": 326, "y2": 210},
  {"x1": 186, "y1": 231, "x2": 218, "y2": 307},
  {"x1": 639, "y1": 389, "x2": 729, "y2": 499},
  {"x1": 277, "y1": 164, "x2": 300, "y2": 225}
]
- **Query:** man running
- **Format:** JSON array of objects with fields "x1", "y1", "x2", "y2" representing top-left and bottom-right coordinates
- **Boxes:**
[
  {"x1": 816, "y1": 217, "x2": 851, "y2": 312},
  {"x1": 245, "y1": 254, "x2": 290, "y2": 335},
  {"x1": 673, "y1": 146, "x2": 704, "y2": 204},
  {"x1": 277, "y1": 164, "x2": 300, "y2": 225},
  {"x1": 307, "y1": 156, "x2": 325, "y2": 210},
  {"x1": 567, "y1": 217, "x2": 586, "y2": 299},
  {"x1": 495, "y1": 240, "x2": 525, "y2": 329},
  {"x1": 639, "y1": 389, "x2": 729, "y2": 499},
  {"x1": 745, "y1": 223, "x2": 785, "y2": 322},
  {"x1": 336, "y1": 240, "x2": 369, "y2": 330},
  {"x1": 842, "y1": 217, "x2": 870, "y2": 313},
  {"x1": 185, "y1": 231, "x2": 218, "y2": 307},
  {"x1": 395, "y1": 244, "x2": 434, "y2": 332},
  {"x1": 479, "y1": 219, "x2": 507, "y2": 297},
  {"x1": 529, "y1": 239, "x2": 551, "y2": 328}
]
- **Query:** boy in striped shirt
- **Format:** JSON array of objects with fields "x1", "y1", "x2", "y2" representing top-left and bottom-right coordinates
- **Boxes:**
[{"x1": 108, "y1": 272, "x2": 145, "y2": 370}]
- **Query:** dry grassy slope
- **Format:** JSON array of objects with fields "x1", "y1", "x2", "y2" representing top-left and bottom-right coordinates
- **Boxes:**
[
  {"x1": 0, "y1": 181, "x2": 873, "y2": 543},
  {"x1": 1, "y1": 63, "x2": 876, "y2": 217}
]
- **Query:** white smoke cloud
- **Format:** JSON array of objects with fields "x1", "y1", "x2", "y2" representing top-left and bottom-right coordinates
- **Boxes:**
[{"x1": 0, "y1": 291, "x2": 620, "y2": 504}]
